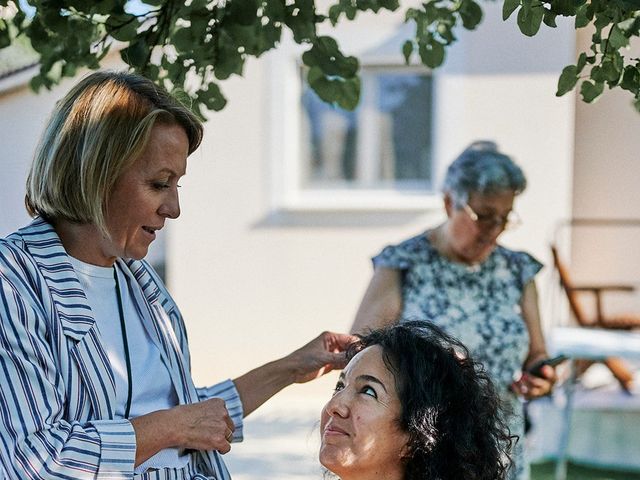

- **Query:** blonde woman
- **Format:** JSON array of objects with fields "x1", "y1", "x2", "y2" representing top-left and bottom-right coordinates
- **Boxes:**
[{"x1": 0, "y1": 71, "x2": 353, "y2": 479}]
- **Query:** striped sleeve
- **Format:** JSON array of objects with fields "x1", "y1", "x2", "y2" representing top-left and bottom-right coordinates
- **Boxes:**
[
  {"x1": 197, "y1": 380, "x2": 244, "y2": 442},
  {"x1": 0, "y1": 246, "x2": 136, "y2": 479}
]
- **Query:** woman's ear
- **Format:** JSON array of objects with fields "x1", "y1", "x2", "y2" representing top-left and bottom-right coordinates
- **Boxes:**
[
  {"x1": 443, "y1": 193, "x2": 454, "y2": 218},
  {"x1": 400, "y1": 441, "x2": 412, "y2": 461},
  {"x1": 399, "y1": 432, "x2": 412, "y2": 460}
]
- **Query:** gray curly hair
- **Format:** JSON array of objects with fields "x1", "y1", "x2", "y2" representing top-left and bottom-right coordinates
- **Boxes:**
[{"x1": 442, "y1": 141, "x2": 526, "y2": 208}]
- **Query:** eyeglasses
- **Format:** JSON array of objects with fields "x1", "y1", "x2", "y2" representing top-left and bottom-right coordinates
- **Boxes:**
[{"x1": 462, "y1": 203, "x2": 521, "y2": 231}]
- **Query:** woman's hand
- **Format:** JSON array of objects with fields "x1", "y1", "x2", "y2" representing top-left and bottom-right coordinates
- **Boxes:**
[
  {"x1": 131, "y1": 398, "x2": 235, "y2": 466},
  {"x1": 512, "y1": 363, "x2": 557, "y2": 400},
  {"x1": 285, "y1": 331, "x2": 358, "y2": 384},
  {"x1": 517, "y1": 281, "x2": 556, "y2": 400},
  {"x1": 171, "y1": 398, "x2": 236, "y2": 453}
]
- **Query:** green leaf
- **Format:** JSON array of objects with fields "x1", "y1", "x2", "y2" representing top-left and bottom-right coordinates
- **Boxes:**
[
  {"x1": 402, "y1": 40, "x2": 414, "y2": 64},
  {"x1": 302, "y1": 36, "x2": 358, "y2": 78},
  {"x1": 549, "y1": 0, "x2": 580, "y2": 16},
  {"x1": 620, "y1": 65, "x2": 640, "y2": 93},
  {"x1": 608, "y1": 25, "x2": 629, "y2": 50},
  {"x1": 418, "y1": 40, "x2": 445, "y2": 68},
  {"x1": 459, "y1": 0, "x2": 483, "y2": 30},
  {"x1": 120, "y1": 39, "x2": 149, "y2": 69},
  {"x1": 61, "y1": 61, "x2": 78, "y2": 78},
  {"x1": 328, "y1": 5, "x2": 342, "y2": 25},
  {"x1": 517, "y1": 0, "x2": 544, "y2": 37},
  {"x1": 580, "y1": 80, "x2": 604, "y2": 102},
  {"x1": 601, "y1": 59, "x2": 622, "y2": 84},
  {"x1": 543, "y1": 10, "x2": 557, "y2": 28},
  {"x1": 576, "y1": 52, "x2": 587, "y2": 72},
  {"x1": 0, "y1": 19, "x2": 9, "y2": 49},
  {"x1": 173, "y1": 27, "x2": 193, "y2": 54},
  {"x1": 29, "y1": 74, "x2": 44, "y2": 92},
  {"x1": 264, "y1": 0, "x2": 286, "y2": 22},
  {"x1": 13, "y1": 10, "x2": 27, "y2": 30},
  {"x1": 590, "y1": 65, "x2": 606, "y2": 83},
  {"x1": 197, "y1": 82, "x2": 227, "y2": 111},
  {"x1": 574, "y1": 3, "x2": 590, "y2": 28},
  {"x1": 307, "y1": 65, "x2": 361, "y2": 110},
  {"x1": 556, "y1": 64, "x2": 579, "y2": 96},
  {"x1": 503, "y1": 0, "x2": 520, "y2": 20},
  {"x1": 285, "y1": 0, "x2": 318, "y2": 43},
  {"x1": 107, "y1": 13, "x2": 139, "y2": 42},
  {"x1": 226, "y1": 0, "x2": 259, "y2": 26}
]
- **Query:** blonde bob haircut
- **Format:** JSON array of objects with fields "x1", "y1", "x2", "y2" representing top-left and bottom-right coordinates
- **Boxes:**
[{"x1": 25, "y1": 70, "x2": 203, "y2": 236}]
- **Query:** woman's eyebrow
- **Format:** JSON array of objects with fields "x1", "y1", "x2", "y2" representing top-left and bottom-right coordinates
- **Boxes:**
[{"x1": 357, "y1": 374, "x2": 388, "y2": 393}]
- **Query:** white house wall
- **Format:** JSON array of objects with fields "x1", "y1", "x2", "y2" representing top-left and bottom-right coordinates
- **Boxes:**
[
  {"x1": 570, "y1": 29, "x2": 640, "y2": 318},
  {"x1": 0, "y1": 3, "x2": 577, "y2": 399},
  {"x1": 167, "y1": 2, "x2": 577, "y2": 396}
]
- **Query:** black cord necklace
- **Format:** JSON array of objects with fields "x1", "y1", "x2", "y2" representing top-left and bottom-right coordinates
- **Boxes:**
[{"x1": 113, "y1": 266, "x2": 133, "y2": 419}]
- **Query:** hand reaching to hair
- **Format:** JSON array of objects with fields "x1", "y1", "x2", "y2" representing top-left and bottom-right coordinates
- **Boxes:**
[
  {"x1": 233, "y1": 331, "x2": 358, "y2": 417},
  {"x1": 285, "y1": 331, "x2": 358, "y2": 384}
]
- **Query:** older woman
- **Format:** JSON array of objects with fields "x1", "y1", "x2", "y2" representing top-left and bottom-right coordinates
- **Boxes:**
[
  {"x1": 320, "y1": 321, "x2": 513, "y2": 480},
  {"x1": 0, "y1": 71, "x2": 353, "y2": 479},
  {"x1": 351, "y1": 142, "x2": 556, "y2": 480}
]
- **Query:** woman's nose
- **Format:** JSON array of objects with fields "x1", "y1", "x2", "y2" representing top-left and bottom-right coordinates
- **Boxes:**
[
  {"x1": 325, "y1": 391, "x2": 350, "y2": 418},
  {"x1": 159, "y1": 188, "x2": 181, "y2": 219}
]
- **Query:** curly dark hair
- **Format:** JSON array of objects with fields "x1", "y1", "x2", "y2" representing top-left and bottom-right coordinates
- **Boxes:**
[{"x1": 349, "y1": 321, "x2": 514, "y2": 480}]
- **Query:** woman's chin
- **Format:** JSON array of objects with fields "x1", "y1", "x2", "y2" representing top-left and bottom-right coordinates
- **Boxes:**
[{"x1": 319, "y1": 448, "x2": 346, "y2": 477}]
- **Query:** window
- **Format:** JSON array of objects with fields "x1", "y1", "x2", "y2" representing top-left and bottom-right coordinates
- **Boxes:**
[{"x1": 298, "y1": 66, "x2": 434, "y2": 206}]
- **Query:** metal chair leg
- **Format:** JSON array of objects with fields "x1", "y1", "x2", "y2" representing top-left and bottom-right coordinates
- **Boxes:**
[{"x1": 555, "y1": 360, "x2": 577, "y2": 480}]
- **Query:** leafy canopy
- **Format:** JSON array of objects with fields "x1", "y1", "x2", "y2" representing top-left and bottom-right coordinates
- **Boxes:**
[{"x1": 1, "y1": 0, "x2": 640, "y2": 117}]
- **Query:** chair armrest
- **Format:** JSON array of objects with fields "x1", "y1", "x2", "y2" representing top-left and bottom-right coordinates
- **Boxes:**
[
  {"x1": 569, "y1": 284, "x2": 637, "y2": 325},
  {"x1": 570, "y1": 284, "x2": 636, "y2": 293}
]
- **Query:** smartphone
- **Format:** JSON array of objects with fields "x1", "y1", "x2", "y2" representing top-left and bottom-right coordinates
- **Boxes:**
[{"x1": 527, "y1": 355, "x2": 568, "y2": 377}]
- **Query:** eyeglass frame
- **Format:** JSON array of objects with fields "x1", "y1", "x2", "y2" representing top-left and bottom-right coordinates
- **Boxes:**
[{"x1": 461, "y1": 203, "x2": 521, "y2": 231}]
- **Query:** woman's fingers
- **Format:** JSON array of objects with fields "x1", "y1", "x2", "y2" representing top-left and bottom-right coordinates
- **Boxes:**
[
  {"x1": 288, "y1": 331, "x2": 358, "y2": 383},
  {"x1": 512, "y1": 370, "x2": 556, "y2": 399},
  {"x1": 174, "y1": 398, "x2": 235, "y2": 453}
]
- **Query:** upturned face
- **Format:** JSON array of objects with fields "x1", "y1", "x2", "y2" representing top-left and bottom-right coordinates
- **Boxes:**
[
  {"x1": 319, "y1": 345, "x2": 409, "y2": 480},
  {"x1": 95, "y1": 122, "x2": 188, "y2": 266},
  {"x1": 445, "y1": 190, "x2": 516, "y2": 264}
]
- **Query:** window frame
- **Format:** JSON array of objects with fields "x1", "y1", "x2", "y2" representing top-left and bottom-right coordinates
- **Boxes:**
[{"x1": 268, "y1": 48, "x2": 442, "y2": 213}]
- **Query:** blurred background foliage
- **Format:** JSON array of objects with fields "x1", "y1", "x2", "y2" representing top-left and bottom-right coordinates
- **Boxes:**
[{"x1": 1, "y1": 0, "x2": 640, "y2": 117}]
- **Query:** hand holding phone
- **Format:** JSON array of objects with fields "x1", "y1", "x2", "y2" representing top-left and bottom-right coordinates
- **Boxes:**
[{"x1": 527, "y1": 355, "x2": 568, "y2": 377}]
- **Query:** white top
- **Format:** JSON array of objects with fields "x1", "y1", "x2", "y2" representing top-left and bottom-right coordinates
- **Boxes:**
[{"x1": 69, "y1": 257, "x2": 189, "y2": 473}]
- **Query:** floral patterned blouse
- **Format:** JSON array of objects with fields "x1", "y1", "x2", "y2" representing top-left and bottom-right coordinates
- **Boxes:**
[{"x1": 372, "y1": 231, "x2": 543, "y2": 480}]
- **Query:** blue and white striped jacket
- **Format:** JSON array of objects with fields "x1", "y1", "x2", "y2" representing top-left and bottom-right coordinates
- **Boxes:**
[{"x1": 0, "y1": 218, "x2": 243, "y2": 479}]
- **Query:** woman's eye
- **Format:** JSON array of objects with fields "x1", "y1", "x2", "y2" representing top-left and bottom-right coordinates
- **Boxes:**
[
  {"x1": 361, "y1": 385, "x2": 377, "y2": 398},
  {"x1": 153, "y1": 181, "x2": 171, "y2": 190},
  {"x1": 332, "y1": 381, "x2": 345, "y2": 395}
]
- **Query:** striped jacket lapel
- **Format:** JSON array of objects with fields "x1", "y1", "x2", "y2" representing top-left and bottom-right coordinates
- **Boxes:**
[
  {"x1": 15, "y1": 218, "x2": 117, "y2": 419},
  {"x1": 125, "y1": 260, "x2": 232, "y2": 480}
]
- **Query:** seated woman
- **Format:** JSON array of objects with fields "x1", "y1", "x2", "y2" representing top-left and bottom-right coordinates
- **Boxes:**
[{"x1": 320, "y1": 321, "x2": 513, "y2": 480}]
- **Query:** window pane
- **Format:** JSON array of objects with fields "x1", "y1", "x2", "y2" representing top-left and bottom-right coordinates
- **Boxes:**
[{"x1": 300, "y1": 68, "x2": 433, "y2": 191}]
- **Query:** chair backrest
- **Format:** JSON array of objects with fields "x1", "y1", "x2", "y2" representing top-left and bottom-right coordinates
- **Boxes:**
[{"x1": 550, "y1": 245, "x2": 593, "y2": 326}]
